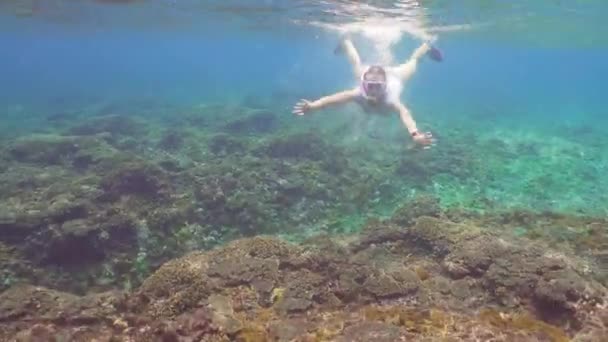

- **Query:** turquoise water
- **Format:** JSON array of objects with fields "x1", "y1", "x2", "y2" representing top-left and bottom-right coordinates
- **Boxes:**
[
  {"x1": 3, "y1": 1, "x2": 607, "y2": 209},
  {"x1": 1, "y1": 0, "x2": 607, "y2": 289}
]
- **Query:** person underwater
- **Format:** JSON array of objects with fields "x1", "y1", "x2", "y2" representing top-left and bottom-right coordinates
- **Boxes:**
[{"x1": 292, "y1": 38, "x2": 443, "y2": 148}]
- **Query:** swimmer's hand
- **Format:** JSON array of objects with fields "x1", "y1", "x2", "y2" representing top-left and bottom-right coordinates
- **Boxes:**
[
  {"x1": 292, "y1": 99, "x2": 312, "y2": 116},
  {"x1": 412, "y1": 131, "x2": 436, "y2": 149}
]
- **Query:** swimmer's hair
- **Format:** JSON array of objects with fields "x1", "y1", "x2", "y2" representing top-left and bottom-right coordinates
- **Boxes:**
[{"x1": 363, "y1": 65, "x2": 386, "y2": 81}]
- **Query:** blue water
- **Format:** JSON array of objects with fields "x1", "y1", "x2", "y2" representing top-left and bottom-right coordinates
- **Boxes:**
[
  {"x1": 3, "y1": 3, "x2": 608, "y2": 339},
  {"x1": 2, "y1": 4, "x2": 606, "y2": 113},
  {"x1": 1, "y1": 0, "x2": 608, "y2": 212}
]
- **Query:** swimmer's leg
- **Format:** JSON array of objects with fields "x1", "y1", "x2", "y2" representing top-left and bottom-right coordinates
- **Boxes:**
[
  {"x1": 335, "y1": 38, "x2": 365, "y2": 78},
  {"x1": 391, "y1": 42, "x2": 432, "y2": 81}
]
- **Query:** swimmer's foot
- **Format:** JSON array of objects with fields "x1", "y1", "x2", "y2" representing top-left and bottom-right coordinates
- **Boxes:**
[{"x1": 427, "y1": 44, "x2": 443, "y2": 62}]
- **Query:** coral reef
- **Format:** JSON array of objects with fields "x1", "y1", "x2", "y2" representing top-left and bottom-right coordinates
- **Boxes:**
[
  {"x1": 1, "y1": 216, "x2": 606, "y2": 341},
  {"x1": 222, "y1": 110, "x2": 279, "y2": 135},
  {"x1": 2, "y1": 101, "x2": 608, "y2": 341},
  {"x1": 0, "y1": 108, "x2": 388, "y2": 292}
]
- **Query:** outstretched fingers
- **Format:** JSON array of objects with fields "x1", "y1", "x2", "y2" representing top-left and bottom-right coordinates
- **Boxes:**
[
  {"x1": 422, "y1": 132, "x2": 437, "y2": 149},
  {"x1": 292, "y1": 99, "x2": 310, "y2": 116}
]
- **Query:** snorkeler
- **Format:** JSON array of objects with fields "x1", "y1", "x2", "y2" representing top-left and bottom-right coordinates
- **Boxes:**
[{"x1": 292, "y1": 38, "x2": 441, "y2": 148}]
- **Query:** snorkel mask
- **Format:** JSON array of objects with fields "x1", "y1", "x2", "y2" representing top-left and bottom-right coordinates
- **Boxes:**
[
  {"x1": 362, "y1": 80, "x2": 387, "y2": 98},
  {"x1": 361, "y1": 66, "x2": 387, "y2": 99}
]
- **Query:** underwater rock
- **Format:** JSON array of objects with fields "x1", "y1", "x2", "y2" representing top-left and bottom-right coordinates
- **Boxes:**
[
  {"x1": 0, "y1": 114, "x2": 369, "y2": 295},
  {"x1": 260, "y1": 132, "x2": 350, "y2": 176},
  {"x1": 206, "y1": 294, "x2": 240, "y2": 333},
  {"x1": 349, "y1": 221, "x2": 410, "y2": 253},
  {"x1": 351, "y1": 215, "x2": 607, "y2": 325},
  {"x1": 276, "y1": 269, "x2": 324, "y2": 314},
  {"x1": 100, "y1": 161, "x2": 171, "y2": 200},
  {"x1": 0, "y1": 285, "x2": 127, "y2": 340},
  {"x1": 0, "y1": 209, "x2": 36, "y2": 245},
  {"x1": 193, "y1": 168, "x2": 278, "y2": 235},
  {"x1": 0, "y1": 154, "x2": 8, "y2": 174},
  {"x1": 363, "y1": 267, "x2": 420, "y2": 299},
  {"x1": 0, "y1": 284, "x2": 119, "y2": 324},
  {"x1": 46, "y1": 110, "x2": 79, "y2": 122},
  {"x1": 336, "y1": 321, "x2": 404, "y2": 342},
  {"x1": 261, "y1": 132, "x2": 332, "y2": 161},
  {"x1": 447, "y1": 231, "x2": 596, "y2": 315},
  {"x1": 267, "y1": 318, "x2": 312, "y2": 341},
  {"x1": 275, "y1": 294, "x2": 313, "y2": 314},
  {"x1": 401, "y1": 216, "x2": 483, "y2": 257},
  {"x1": 0, "y1": 226, "x2": 606, "y2": 341},
  {"x1": 134, "y1": 237, "x2": 307, "y2": 318},
  {"x1": 8, "y1": 134, "x2": 81, "y2": 165},
  {"x1": 394, "y1": 157, "x2": 431, "y2": 184},
  {"x1": 40, "y1": 219, "x2": 105, "y2": 265},
  {"x1": 147, "y1": 307, "x2": 220, "y2": 342},
  {"x1": 222, "y1": 110, "x2": 278, "y2": 135},
  {"x1": 134, "y1": 235, "x2": 421, "y2": 319},
  {"x1": 208, "y1": 133, "x2": 246, "y2": 155},
  {"x1": 45, "y1": 194, "x2": 90, "y2": 223},
  {"x1": 391, "y1": 194, "x2": 442, "y2": 226},
  {"x1": 442, "y1": 234, "x2": 506, "y2": 279},
  {"x1": 0, "y1": 190, "x2": 141, "y2": 292},
  {"x1": 67, "y1": 114, "x2": 142, "y2": 137},
  {"x1": 12, "y1": 323, "x2": 63, "y2": 342},
  {"x1": 157, "y1": 158, "x2": 187, "y2": 173},
  {"x1": 207, "y1": 256, "x2": 279, "y2": 287},
  {"x1": 395, "y1": 139, "x2": 474, "y2": 184},
  {"x1": 134, "y1": 251, "x2": 216, "y2": 318},
  {"x1": 157, "y1": 128, "x2": 186, "y2": 151},
  {"x1": 409, "y1": 217, "x2": 604, "y2": 324},
  {"x1": 0, "y1": 194, "x2": 91, "y2": 249},
  {"x1": 7, "y1": 133, "x2": 124, "y2": 170},
  {"x1": 190, "y1": 133, "x2": 370, "y2": 237},
  {"x1": 0, "y1": 243, "x2": 34, "y2": 293},
  {"x1": 24, "y1": 211, "x2": 137, "y2": 269}
]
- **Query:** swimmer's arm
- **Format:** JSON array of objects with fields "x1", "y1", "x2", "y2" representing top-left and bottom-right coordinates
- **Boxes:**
[
  {"x1": 308, "y1": 88, "x2": 360, "y2": 110},
  {"x1": 391, "y1": 101, "x2": 419, "y2": 135}
]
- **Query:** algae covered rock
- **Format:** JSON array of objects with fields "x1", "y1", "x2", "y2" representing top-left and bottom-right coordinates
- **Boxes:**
[
  {"x1": 157, "y1": 128, "x2": 186, "y2": 151},
  {"x1": 404, "y1": 215, "x2": 483, "y2": 257},
  {"x1": 0, "y1": 284, "x2": 119, "y2": 324},
  {"x1": 391, "y1": 194, "x2": 442, "y2": 226},
  {"x1": 7, "y1": 133, "x2": 125, "y2": 169},
  {"x1": 222, "y1": 110, "x2": 278, "y2": 135},
  {"x1": 135, "y1": 251, "x2": 216, "y2": 318},
  {"x1": 407, "y1": 217, "x2": 605, "y2": 323},
  {"x1": 336, "y1": 321, "x2": 404, "y2": 342},
  {"x1": 30, "y1": 212, "x2": 137, "y2": 267},
  {"x1": 0, "y1": 226, "x2": 606, "y2": 342},
  {"x1": 267, "y1": 318, "x2": 312, "y2": 342},
  {"x1": 8, "y1": 134, "x2": 82, "y2": 164},
  {"x1": 0, "y1": 186, "x2": 138, "y2": 292},
  {"x1": 41, "y1": 219, "x2": 105, "y2": 265},
  {"x1": 261, "y1": 132, "x2": 337, "y2": 161},
  {"x1": 137, "y1": 237, "x2": 302, "y2": 314},
  {"x1": 100, "y1": 161, "x2": 171, "y2": 199},
  {"x1": 363, "y1": 267, "x2": 420, "y2": 299},
  {"x1": 67, "y1": 114, "x2": 142, "y2": 137},
  {"x1": 44, "y1": 193, "x2": 90, "y2": 223},
  {"x1": 208, "y1": 133, "x2": 246, "y2": 155},
  {"x1": 275, "y1": 269, "x2": 323, "y2": 314}
]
